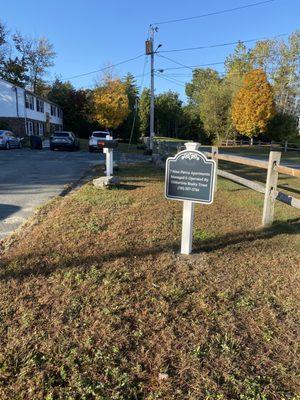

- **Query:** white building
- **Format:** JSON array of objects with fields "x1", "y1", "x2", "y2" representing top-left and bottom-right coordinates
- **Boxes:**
[{"x1": 0, "y1": 78, "x2": 63, "y2": 137}]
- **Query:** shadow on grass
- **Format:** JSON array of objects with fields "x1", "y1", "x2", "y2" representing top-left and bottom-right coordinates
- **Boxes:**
[
  {"x1": 193, "y1": 217, "x2": 300, "y2": 254},
  {"x1": 110, "y1": 184, "x2": 144, "y2": 191},
  {"x1": 1, "y1": 218, "x2": 299, "y2": 281}
]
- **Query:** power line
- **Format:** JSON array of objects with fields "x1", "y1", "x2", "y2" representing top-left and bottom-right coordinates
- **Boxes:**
[
  {"x1": 162, "y1": 62, "x2": 225, "y2": 71},
  {"x1": 63, "y1": 54, "x2": 145, "y2": 81},
  {"x1": 155, "y1": 73, "x2": 186, "y2": 87},
  {"x1": 157, "y1": 43, "x2": 294, "y2": 71},
  {"x1": 158, "y1": 33, "x2": 288, "y2": 53},
  {"x1": 151, "y1": 0, "x2": 276, "y2": 25},
  {"x1": 158, "y1": 54, "x2": 194, "y2": 70},
  {"x1": 159, "y1": 33, "x2": 289, "y2": 53}
]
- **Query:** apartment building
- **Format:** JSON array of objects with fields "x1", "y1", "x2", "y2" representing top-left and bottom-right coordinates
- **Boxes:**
[{"x1": 0, "y1": 78, "x2": 63, "y2": 137}]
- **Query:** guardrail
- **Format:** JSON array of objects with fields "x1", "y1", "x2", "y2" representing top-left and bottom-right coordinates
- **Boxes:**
[{"x1": 205, "y1": 148, "x2": 300, "y2": 226}]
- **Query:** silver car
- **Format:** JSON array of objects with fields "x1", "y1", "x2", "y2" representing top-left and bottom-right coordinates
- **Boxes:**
[{"x1": 0, "y1": 130, "x2": 22, "y2": 149}]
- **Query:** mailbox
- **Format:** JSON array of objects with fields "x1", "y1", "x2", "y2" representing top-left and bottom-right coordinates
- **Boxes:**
[{"x1": 103, "y1": 140, "x2": 118, "y2": 149}]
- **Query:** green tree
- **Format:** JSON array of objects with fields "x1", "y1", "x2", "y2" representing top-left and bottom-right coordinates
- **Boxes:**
[
  {"x1": 48, "y1": 79, "x2": 98, "y2": 137},
  {"x1": 199, "y1": 80, "x2": 233, "y2": 143},
  {"x1": 267, "y1": 112, "x2": 298, "y2": 142},
  {"x1": 0, "y1": 57, "x2": 26, "y2": 86},
  {"x1": 118, "y1": 73, "x2": 139, "y2": 142},
  {"x1": 138, "y1": 88, "x2": 150, "y2": 137},
  {"x1": 186, "y1": 68, "x2": 220, "y2": 106},
  {"x1": 155, "y1": 91, "x2": 183, "y2": 137},
  {"x1": 186, "y1": 68, "x2": 232, "y2": 142}
]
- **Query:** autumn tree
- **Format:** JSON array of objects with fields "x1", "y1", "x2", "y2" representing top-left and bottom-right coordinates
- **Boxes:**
[
  {"x1": 231, "y1": 69, "x2": 275, "y2": 137},
  {"x1": 93, "y1": 77, "x2": 129, "y2": 130}
]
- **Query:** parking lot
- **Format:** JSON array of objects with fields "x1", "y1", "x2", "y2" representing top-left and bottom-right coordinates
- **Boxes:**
[{"x1": 0, "y1": 148, "x2": 103, "y2": 239}]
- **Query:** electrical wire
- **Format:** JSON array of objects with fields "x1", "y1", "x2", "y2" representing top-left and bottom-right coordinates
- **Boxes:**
[
  {"x1": 158, "y1": 33, "x2": 288, "y2": 53},
  {"x1": 151, "y1": 0, "x2": 276, "y2": 25},
  {"x1": 155, "y1": 73, "x2": 186, "y2": 87},
  {"x1": 63, "y1": 54, "x2": 145, "y2": 81}
]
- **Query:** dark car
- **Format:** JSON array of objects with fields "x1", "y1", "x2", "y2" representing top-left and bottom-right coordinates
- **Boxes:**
[
  {"x1": 50, "y1": 131, "x2": 80, "y2": 151},
  {"x1": 0, "y1": 130, "x2": 22, "y2": 149}
]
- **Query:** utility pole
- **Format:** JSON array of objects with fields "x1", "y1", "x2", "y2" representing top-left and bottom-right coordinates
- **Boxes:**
[
  {"x1": 150, "y1": 26, "x2": 156, "y2": 150},
  {"x1": 146, "y1": 25, "x2": 161, "y2": 151}
]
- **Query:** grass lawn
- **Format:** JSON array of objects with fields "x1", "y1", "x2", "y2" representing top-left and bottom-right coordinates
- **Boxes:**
[{"x1": 0, "y1": 164, "x2": 300, "y2": 399}]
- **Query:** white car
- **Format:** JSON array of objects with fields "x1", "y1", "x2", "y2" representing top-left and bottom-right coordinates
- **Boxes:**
[{"x1": 89, "y1": 131, "x2": 111, "y2": 152}]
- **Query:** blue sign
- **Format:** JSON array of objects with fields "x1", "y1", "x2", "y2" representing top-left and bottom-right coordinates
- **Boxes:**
[{"x1": 165, "y1": 150, "x2": 216, "y2": 204}]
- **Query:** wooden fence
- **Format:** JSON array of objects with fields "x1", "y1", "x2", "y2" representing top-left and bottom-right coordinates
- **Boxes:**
[
  {"x1": 152, "y1": 140, "x2": 300, "y2": 226},
  {"x1": 205, "y1": 148, "x2": 300, "y2": 227},
  {"x1": 221, "y1": 139, "x2": 300, "y2": 152}
]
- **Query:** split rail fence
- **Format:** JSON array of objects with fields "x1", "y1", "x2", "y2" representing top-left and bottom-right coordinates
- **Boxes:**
[
  {"x1": 221, "y1": 139, "x2": 300, "y2": 152},
  {"x1": 152, "y1": 140, "x2": 300, "y2": 227},
  {"x1": 206, "y1": 147, "x2": 300, "y2": 227}
]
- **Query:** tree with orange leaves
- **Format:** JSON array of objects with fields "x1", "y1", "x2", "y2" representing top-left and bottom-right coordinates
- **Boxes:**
[
  {"x1": 231, "y1": 69, "x2": 275, "y2": 137},
  {"x1": 93, "y1": 78, "x2": 129, "y2": 130}
]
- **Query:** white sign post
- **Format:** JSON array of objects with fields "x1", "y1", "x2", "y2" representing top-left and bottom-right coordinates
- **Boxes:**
[
  {"x1": 165, "y1": 142, "x2": 216, "y2": 255},
  {"x1": 103, "y1": 135, "x2": 113, "y2": 177},
  {"x1": 181, "y1": 142, "x2": 199, "y2": 255}
]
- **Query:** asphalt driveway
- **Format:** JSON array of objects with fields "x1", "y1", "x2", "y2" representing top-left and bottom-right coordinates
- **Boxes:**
[{"x1": 0, "y1": 148, "x2": 103, "y2": 240}]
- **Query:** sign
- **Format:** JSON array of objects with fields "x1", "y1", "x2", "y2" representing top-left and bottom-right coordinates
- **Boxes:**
[
  {"x1": 103, "y1": 139, "x2": 118, "y2": 149},
  {"x1": 165, "y1": 149, "x2": 216, "y2": 204},
  {"x1": 145, "y1": 40, "x2": 152, "y2": 55}
]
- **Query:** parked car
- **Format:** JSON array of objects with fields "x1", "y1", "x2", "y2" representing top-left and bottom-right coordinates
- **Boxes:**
[
  {"x1": 0, "y1": 130, "x2": 22, "y2": 149},
  {"x1": 89, "y1": 131, "x2": 111, "y2": 152},
  {"x1": 50, "y1": 131, "x2": 80, "y2": 151}
]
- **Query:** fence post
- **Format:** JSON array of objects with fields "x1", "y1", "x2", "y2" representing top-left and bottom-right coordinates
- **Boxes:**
[
  {"x1": 284, "y1": 140, "x2": 288, "y2": 153},
  {"x1": 211, "y1": 146, "x2": 218, "y2": 192},
  {"x1": 262, "y1": 151, "x2": 281, "y2": 227}
]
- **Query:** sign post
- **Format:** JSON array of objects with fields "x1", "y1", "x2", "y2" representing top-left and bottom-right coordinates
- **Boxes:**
[
  {"x1": 103, "y1": 135, "x2": 118, "y2": 177},
  {"x1": 165, "y1": 142, "x2": 216, "y2": 255}
]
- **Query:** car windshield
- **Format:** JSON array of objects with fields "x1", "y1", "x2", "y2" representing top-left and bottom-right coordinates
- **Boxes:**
[
  {"x1": 92, "y1": 132, "x2": 108, "y2": 138},
  {"x1": 53, "y1": 132, "x2": 70, "y2": 137}
]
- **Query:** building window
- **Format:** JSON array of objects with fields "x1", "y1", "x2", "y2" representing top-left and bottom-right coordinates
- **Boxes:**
[
  {"x1": 51, "y1": 105, "x2": 57, "y2": 116},
  {"x1": 26, "y1": 121, "x2": 34, "y2": 136},
  {"x1": 38, "y1": 122, "x2": 44, "y2": 136},
  {"x1": 36, "y1": 98, "x2": 44, "y2": 113},
  {"x1": 25, "y1": 94, "x2": 34, "y2": 110}
]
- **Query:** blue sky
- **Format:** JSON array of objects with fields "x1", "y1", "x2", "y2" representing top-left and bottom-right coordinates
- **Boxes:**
[{"x1": 0, "y1": 0, "x2": 299, "y2": 99}]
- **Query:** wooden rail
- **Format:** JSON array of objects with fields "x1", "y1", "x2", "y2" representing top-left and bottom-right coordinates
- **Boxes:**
[
  {"x1": 203, "y1": 149, "x2": 300, "y2": 226},
  {"x1": 205, "y1": 151, "x2": 300, "y2": 178}
]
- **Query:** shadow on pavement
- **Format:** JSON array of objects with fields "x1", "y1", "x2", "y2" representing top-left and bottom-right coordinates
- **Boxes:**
[{"x1": 0, "y1": 204, "x2": 21, "y2": 221}]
